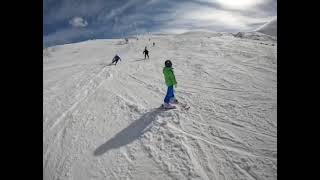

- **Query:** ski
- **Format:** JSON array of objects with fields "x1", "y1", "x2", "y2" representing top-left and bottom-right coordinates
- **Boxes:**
[{"x1": 171, "y1": 99, "x2": 190, "y2": 110}]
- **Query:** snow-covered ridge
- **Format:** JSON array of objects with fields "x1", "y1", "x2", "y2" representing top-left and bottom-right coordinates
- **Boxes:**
[
  {"x1": 256, "y1": 17, "x2": 277, "y2": 37},
  {"x1": 234, "y1": 31, "x2": 277, "y2": 42},
  {"x1": 232, "y1": 17, "x2": 277, "y2": 42}
]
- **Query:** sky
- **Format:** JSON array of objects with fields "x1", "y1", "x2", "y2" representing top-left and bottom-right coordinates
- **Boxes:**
[{"x1": 43, "y1": 0, "x2": 277, "y2": 47}]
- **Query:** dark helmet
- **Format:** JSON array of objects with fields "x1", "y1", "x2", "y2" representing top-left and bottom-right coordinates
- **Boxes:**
[{"x1": 165, "y1": 60, "x2": 172, "y2": 67}]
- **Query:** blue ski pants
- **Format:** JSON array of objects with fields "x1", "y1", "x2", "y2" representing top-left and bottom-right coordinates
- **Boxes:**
[{"x1": 164, "y1": 85, "x2": 175, "y2": 103}]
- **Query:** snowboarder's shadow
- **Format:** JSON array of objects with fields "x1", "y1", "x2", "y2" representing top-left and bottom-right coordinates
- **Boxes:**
[
  {"x1": 94, "y1": 108, "x2": 166, "y2": 156},
  {"x1": 100, "y1": 62, "x2": 115, "y2": 66},
  {"x1": 105, "y1": 63, "x2": 116, "y2": 66}
]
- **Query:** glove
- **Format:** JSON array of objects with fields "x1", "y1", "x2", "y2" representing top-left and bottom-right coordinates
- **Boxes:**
[{"x1": 174, "y1": 84, "x2": 177, "y2": 88}]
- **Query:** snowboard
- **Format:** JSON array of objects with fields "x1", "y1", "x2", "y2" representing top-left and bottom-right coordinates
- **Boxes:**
[
  {"x1": 159, "y1": 104, "x2": 177, "y2": 110},
  {"x1": 172, "y1": 99, "x2": 190, "y2": 110},
  {"x1": 159, "y1": 102, "x2": 190, "y2": 111}
]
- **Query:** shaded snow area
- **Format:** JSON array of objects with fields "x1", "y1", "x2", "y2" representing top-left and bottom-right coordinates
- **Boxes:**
[
  {"x1": 44, "y1": 31, "x2": 277, "y2": 180},
  {"x1": 256, "y1": 18, "x2": 277, "y2": 37}
]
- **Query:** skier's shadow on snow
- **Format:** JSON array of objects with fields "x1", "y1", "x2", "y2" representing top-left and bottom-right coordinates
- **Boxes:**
[
  {"x1": 131, "y1": 58, "x2": 146, "y2": 62},
  {"x1": 94, "y1": 108, "x2": 166, "y2": 156}
]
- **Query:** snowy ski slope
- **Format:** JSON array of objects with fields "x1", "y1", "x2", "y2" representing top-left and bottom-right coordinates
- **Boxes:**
[{"x1": 44, "y1": 31, "x2": 277, "y2": 180}]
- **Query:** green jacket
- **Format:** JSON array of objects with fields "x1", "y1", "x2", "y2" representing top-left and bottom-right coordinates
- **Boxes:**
[{"x1": 163, "y1": 67, "x2": 177, "y2": 86}]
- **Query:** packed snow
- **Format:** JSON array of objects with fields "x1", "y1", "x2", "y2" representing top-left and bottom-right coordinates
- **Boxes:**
[{"x1": 44, "y1": 31, "x2": 277, "y2": 180}]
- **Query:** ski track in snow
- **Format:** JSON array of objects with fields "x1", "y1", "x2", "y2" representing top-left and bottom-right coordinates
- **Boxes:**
[{"x1": 44, "y1": 32, "x2": 277, "y2": 180}]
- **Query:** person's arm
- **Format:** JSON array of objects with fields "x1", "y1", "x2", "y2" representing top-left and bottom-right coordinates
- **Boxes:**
[
  {"x1": 172, "y1": 71, "x2": 177, "y2": 88},
  {"x1": 169, "y1": 70, "x2": 177, "y2": 85}
]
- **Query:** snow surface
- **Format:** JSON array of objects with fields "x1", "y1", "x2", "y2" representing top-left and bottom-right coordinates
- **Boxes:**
[{"x1": 44, "y1": 32, "x2": 277, "y2": 180}]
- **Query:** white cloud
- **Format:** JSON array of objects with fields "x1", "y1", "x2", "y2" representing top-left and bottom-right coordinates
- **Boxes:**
[
  {"x1": 155, "y1": 3, "x2": 275, "y2": 32},
  {"x1": 96, "y1": 0, "x2": 145, "y2": 23},
  {"x1": 213, "y1": 0, "x2": 264, "y2": 10},
  {"x1": 186, "y1": 9, "x2": 274, "y2": 30},
  {"x1": 69, "y1": 17, "x2": 88, "y2": 28}
]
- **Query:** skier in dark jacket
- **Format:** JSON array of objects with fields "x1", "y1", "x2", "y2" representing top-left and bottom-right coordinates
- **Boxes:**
[
  {"x1": 143, "y1": 47, "x2": 149, "y2": 59},
  {"x1": 111, "y1": 54, "x2": 121, "y2": 65}
]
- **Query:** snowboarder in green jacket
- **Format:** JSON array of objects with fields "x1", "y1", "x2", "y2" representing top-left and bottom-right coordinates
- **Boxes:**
[{"x1": 163, "y1": 60, "x2": 178, "y2": 109}]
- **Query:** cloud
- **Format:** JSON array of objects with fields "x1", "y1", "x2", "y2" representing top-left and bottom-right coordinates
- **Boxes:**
[
  {"x1": 43, "y1": 0, "x2": 277, "y2": 47},
  {"x1": 150, "y1": 2, "x2": 275, "y2": 33},
  {"x1": 214, "y1": 0, "x2": 265, "y2": 10},
  {"x1": 44, "y1": 0, "x2": 104, "y2": 26},
  {"x1": 69, "y1": 17, "x2": 88, "y2": 28}
]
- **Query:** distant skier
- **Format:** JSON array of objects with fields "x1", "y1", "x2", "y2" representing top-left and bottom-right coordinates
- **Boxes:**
[
  {"x1": 111, "y1": 54, "x2": 121, "y2": 65},
  {"x1": 162, "y1": 60, "x2": 178, "y2": 109},
  {"x1": 143, "y1": 47, "x2": 149, "y2": 59},
  {"x1": 153, "y1": 42, "x2": 155, "y2": 47}
]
